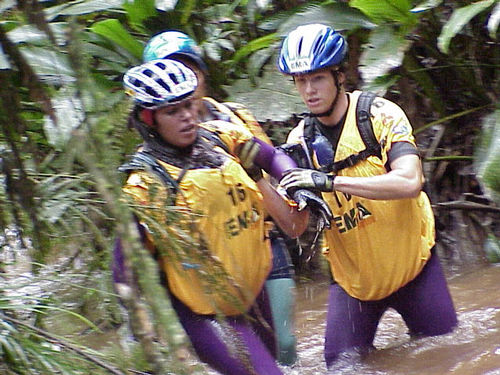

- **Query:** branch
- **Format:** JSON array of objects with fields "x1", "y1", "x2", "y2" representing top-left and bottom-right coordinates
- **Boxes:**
[
  {"x1": 433, "y1": 201, "x2": 500, "y2": 213},
  {"x1": 1, "y1": 313, "x2": 126, "y2": 375}
]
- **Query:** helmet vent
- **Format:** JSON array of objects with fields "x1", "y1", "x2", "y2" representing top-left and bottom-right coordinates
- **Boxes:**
[
  {"x1": 143, "y1": 69, "x2": 154, "y2": 78},
  {"x1": 145, "y1": 86, "x2": 161, "y2": 98},
  {"x1": 157, "y1": 79, "x2": 171, "y2": 92},
  {"x1": 168, "y1": 73, "x2": 179, "y2": 84}
]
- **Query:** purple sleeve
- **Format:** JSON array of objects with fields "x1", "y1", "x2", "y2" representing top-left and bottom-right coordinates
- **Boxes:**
[{"x1": 253, "y1": 138, "x2": 297, "y2": 180}]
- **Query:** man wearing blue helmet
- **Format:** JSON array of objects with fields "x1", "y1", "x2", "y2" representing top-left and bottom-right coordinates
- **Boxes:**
[
  {"x1": 277, "y1": 24, "x2": 457, "y2": 369},
  {"x1": 142, "y1": 30, "x2": 302, "y2": 366}
]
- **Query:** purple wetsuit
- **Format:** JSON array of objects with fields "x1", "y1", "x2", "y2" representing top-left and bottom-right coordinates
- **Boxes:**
[{"x1": 324, "y1": 249, "x2": 458, "y2": 367}]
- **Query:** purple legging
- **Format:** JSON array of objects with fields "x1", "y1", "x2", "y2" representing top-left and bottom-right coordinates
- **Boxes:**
[
  {"x1": 169, "y1": 289, "x2": 282, "y2": 375},
  {"x1": 324, "y1": 250, "x2": 458, "y2": 368}
]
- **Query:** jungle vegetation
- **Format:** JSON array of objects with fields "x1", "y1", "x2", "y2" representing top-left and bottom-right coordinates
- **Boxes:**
[{"x1": 0, "y1": 0, "x2": 499, "y2": 374}]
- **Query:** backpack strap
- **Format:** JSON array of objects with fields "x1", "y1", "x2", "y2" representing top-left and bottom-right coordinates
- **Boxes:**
[
  {"x1": 300, "y1": 91, "x2": 381, "y2": 173},
  {"x1": 198, "y1": 127, "x2": 231, "y2": 154},
  {"x1": 330, "y1": 91, "x2": 381, "y2": 172},
  {"x1": 356, "y1": 91, "x2": 381, "y2": 159},
  {"x1": 118, "y1": 151, "x2": 182, "y2": 196}
]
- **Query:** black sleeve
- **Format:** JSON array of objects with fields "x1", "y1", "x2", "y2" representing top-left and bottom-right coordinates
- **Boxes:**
[{"x1": 385, "y1": 141, "x2": 420, "y2": 170}]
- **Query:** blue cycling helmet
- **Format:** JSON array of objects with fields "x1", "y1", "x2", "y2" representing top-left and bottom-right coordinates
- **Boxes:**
[
  {"x1": 143, "y1": 31, "x2": 208, "y2": 72},
  {"x1": 278, "y1": 24, "x2": 347, "y2": 75}
]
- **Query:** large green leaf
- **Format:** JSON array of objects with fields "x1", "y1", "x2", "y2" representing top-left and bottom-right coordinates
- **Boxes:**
[
  {"x1": 123, "y1": 0, "x2": 157, "y2": 33},
  {"x1": 474, "y1": 108, "x2": 500, "y2": 205},
  {"x1": 437, "y1": 0, "x2": 496, "y2": 54},
  {"x1": 276, "y1": 3, "x2": 376, "y2": 35},
  {"x1": 90, "y1": 19, "x2": 143, "y2": 60},
  {"x1": 44, "y1": 0, "x2": 124, "y2": 21},
  {"x1": 487, "y1": 2, "x2": 500, "y2": 39},
  {"x1": 19, "y1": 47, "x2": 75, "y2": 84},
  {"x1": 226, "y1": 65, "x2": 306, "y2": 122},
  {"x1": 232, "y1": 33, "x2": 278, "y2": 64},
  {"x1": 358, "y1": 25, "x2": 411, "y2": 86},
  {"x1": 350, "y1": 0, "x2": 416, "y2": 25},
  {"x1": 6, "y1": 23, "x2": 68, "y2": 46}
]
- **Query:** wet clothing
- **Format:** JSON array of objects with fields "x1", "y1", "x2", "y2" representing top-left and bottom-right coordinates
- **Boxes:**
[
  {"x1": 123, "y1": 120, "x2": 289, "y2": 316},
  {"x1": 268, "y1": 231, "x2": 295, "y2": 280},
  {"x1": 287, "y1": 90, "x2": 435, "y2": 300},
  {"x1": 169, "y1": 288, "x2": 282, "y2": 375},
  {"x1": 119, "y1": 119, "x2": 291, "y2": 374},
  {"x1": 325, "y1": 249, "x2": 457, "y2": 366},
  {"x1": 201, "y1": 97, "x2": 273, "y2": 146},
  {"x1": 285, "y1": 90, "x2": 457, "y2": 366},
  {"x1": 201, "y1": 97, "x2": 298, "y2": 365}
]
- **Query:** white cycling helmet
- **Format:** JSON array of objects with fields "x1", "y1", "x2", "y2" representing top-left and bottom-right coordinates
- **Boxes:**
[{"x1": 123, "y1": 59, "x2": 198, "y2": 109}]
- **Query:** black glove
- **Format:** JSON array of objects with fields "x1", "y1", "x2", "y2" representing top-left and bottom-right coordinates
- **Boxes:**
[
  {"x1": 280, "y1": 168, "x2": 335, "y2": 192},
  {"x1": 236, "y1": 138, "x2": 263, "y2": 182},
  {"x1": 291, "y1": 189, "x2": 333, "y2": 229}
]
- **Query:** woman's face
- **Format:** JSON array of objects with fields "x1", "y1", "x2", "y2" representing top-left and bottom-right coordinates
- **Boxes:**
[{"x1": 153, "y1": 98, "x2": 199, "y2": 148}]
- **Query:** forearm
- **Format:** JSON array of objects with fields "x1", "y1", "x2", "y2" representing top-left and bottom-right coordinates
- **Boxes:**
[
  {"x1": 333, "y1": 172, "x2": 423, "y2": 200},
  {"x1": 253, "y1": 138, "x2": 296, "y2": 179},
  {"x1": 333, "y1": 155, "x2": 424, "y2": 200},
  {"x1": 256, "y1": 179, "x2": 308, "y2": 238}
]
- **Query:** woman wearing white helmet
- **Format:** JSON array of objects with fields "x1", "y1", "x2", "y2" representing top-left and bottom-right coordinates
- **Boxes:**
[
  {"x1": 142, "y1": 30, "x2": 308, "y2": 366},
  {"x1": 113, "y1": 58, "x2": 312, "y2": 375},
  {"x1": 277, "y1": 24, "x2": 457, "y2": 369}
]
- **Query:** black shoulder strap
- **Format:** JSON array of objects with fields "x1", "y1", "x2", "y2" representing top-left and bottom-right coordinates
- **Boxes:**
[
  {"x1": 329, "y1": 91, "x2": 381, "y2": 172},
  {"x1": 198, "y1": 127, "x2": 231, "y2": 154},
  {"x1": 356, "y1": 91, "x2": 381, "y2": 159},
  {"x1": 301, "y1": 91, "x2": 382, "y2": 173},
  {"x1": 118, "y1": 151, "x2": 181, "y2": 195}
]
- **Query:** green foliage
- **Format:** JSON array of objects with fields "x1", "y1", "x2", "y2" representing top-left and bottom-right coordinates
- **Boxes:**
[
  {"x1": 90, "y1": 19, "x2": 144, "y2": 61},
  {"x1": 351, "y1": 0, "x2": 417, "y2": 26},
  {"x1": 0, "y1": 268, "x2": 122, "y2": 375},
  {"x1": 475, "y1": 107, "x2": 500, "y2": 204},
  {"x1": 1, "y1": 0, "x2": 499, "y2": 372},
  {"x1": 437, "y1": 0, "x2": 498, "y2": 53}
]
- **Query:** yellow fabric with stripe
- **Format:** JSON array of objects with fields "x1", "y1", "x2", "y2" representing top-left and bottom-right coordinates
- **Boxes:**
[
  {"x1": 203, "y1": 97, "x2": 273, "y2": 145},
  {"x1": 287, "y1": 91, "x2": 435, "y2": 301},
  {"x1": 123, "y1": 121, "x2": 272, "y2": 315}
]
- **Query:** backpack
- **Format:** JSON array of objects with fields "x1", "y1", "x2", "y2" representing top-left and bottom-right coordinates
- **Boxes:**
[{"x1": 279, "y1": 91, "x2": 381, "y2": 173}]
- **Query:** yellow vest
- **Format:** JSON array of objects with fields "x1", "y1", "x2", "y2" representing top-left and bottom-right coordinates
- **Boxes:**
[
  {"x1": 287, "y1": 91, "x2": 435, "y2": 301},
  {"x1": 124, "y1": 123, "x2": 272, "y2": 315},
  {"x1": 203, "y1": 97, "x2": 273, "y2": 145}
]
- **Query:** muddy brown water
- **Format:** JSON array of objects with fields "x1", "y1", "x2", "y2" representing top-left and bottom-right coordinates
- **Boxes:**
[
  {"x1": 285, "y1": 263, "x2": 500, "y2": 375},
  {"x1": 73, "y1": 262, "x2": 500, "y2": 375},
  {"x1": 5, "y1": 243, "x2": 499, "y2": 374}
]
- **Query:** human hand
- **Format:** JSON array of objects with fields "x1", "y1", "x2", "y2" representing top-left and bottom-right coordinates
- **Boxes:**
[
  {"x1": 280, "y1": 168, "x2": 335, "y2": 193},
  {"x1": 291, "y1": 189, "x2": 332, "y2": 229},
  {"x1": 236, "y1": 138, "x2": 263, "y2": 181}
]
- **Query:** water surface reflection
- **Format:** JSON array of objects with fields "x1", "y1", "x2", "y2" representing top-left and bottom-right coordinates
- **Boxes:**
[{"x1": 286, "y1": 264, "x2": 500, "y2": 375}]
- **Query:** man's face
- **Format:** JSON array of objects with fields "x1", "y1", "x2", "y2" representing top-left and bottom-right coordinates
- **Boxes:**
[{"x1": 294, "y1": 70, "x2": 337, "y2": 115}]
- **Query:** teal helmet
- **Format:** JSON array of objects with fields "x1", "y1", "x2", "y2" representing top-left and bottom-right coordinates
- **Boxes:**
[{"x1": 143, "y1": 31, "x2": 208, "y2": 72}]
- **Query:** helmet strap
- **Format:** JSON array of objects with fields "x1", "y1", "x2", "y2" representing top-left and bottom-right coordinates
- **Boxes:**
[{"x1": 140, "y1": 109, "x2": 155, "y2": 126}]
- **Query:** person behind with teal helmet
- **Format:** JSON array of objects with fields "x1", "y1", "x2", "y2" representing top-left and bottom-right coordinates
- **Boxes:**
[
  {"x1": 142, "y1": 30, "x2": 300, "y2": 366},
  {"x1": 277, "y1": 23, "x2": 458, "y2": 369}
]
